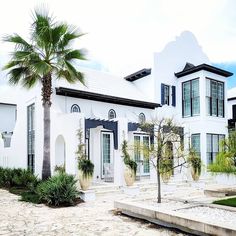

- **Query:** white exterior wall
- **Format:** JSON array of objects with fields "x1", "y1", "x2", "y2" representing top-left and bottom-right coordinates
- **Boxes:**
[{"x1": 0, "y1": 30, "x2": 233, "y2": 184}]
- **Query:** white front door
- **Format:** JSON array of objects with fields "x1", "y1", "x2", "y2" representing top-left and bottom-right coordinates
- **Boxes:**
[
  {"x1": 134, "y1": 134, "x2": 150, "y2": 176},
  {"x1": 101, "y1": 132, "x2": 114, "y2": 179}
]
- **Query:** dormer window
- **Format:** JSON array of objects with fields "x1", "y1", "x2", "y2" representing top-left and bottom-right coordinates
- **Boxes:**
[
  {"x1": 71, "y1": 104, "x2": 80, "y2": 113},
  {"x1": 108, "y1": 109, "x2": 116, "y2": 120}
]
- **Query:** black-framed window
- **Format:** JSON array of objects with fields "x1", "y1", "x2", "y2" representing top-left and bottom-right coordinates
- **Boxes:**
[
  {"x1": 191, "y1": 134, "x2": 200, "y2": 157},
  {"x1": 139, "y1": 113, "x2": 146, "y2": 123},
  {"x1": 71, "y1": 104, "x2": 80, "y2": 113},
  {"x1": 182, "y1": 79, "x2": 200, "y2": 117},
  {"x1": 206, "y1": 133, "x2": 225, "y2": 165},
  {"x1": 27, "y1": 103, "x2": 35, "y2": 173},
  {"x1": 108, "y1": 109, "x2": 116, "y2": 120},
  {"x1": 161, "y1": 84, "x2": 170, "y2": 105},
  {"x1": 206, "y1": 78, "x2": 224, "y2": 117}
]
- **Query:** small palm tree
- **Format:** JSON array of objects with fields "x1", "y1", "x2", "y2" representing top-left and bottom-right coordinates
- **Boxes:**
[{"x1": 3, "y1": 9, "x2": 86, "y2": 180}]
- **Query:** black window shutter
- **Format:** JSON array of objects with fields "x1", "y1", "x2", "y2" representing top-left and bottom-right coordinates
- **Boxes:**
[
  {"x1": 161, "y1": 83, "x2": 165, "y2": 105},
  {"x1": 172, "y1": 86, "x2": 176, "y2": 107},
  {"x1": 233, "y1": 105, "x2": 236, "y2": 119}
]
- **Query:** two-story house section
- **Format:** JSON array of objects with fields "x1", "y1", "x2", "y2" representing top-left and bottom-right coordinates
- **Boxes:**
[
  {"x1": 228, "y1": 87, "x2": 236, "y2": 131},
  {"x1": 175, "y1": 63, "x2": 232, "y2": 166},
  {"x1": 148, "y1": 31, "x2": 233, "y2": 170}
]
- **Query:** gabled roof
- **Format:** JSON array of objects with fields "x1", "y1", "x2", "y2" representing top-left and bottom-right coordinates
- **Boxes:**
[
  {"x1": 124, "y1": 68, "x2": 151, "y2": 82},
  {"x1": 175, "y1": 63, "x2": 233, "y2": 78}
]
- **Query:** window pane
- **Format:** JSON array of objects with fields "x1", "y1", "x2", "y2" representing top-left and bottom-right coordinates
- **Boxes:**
[
  {"x1": 206, "y1": 79, "x2": 211, "y2": 97},
  {"x1": 192, "y1": 79, "x2": 199, "y2": 98},
  {"x1": 207, "y1": 134, "x2": 212, "y2": 152},
  {"x1": 191, "y1": 134, "x2": 200, "y2": 154},
  {"x1": 212, "y1": 81, "x2": 217, "y2": 98},
  {"x1": 212, "y1": 135, "x2": 219, "y2": 152},
  {"x1": 183, "y1": 82, "x2": 191, "y2": 117},
  {"x1": 183, "y1": 82, "x2": 190, "y2": 99},
  {"x1": 218, "y1": 82, "x2": 224, "y2": 100},
  {"x1": 192, "y1": 97, "x2": 200, "y2": 115},
  {"x1": 218, "y1": 100, "x2": 224, "y2": 117},
  {"x1": 212, "y1": 98, "x2": 217, "y2": 116},
  {"x1": 164, "y1": 85, "x2": 169, "y2": 105}
]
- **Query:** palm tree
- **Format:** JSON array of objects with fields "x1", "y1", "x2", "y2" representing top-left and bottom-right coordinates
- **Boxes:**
[{"x1": 3, "y1": 9, "x2": 86, "y2": 180}]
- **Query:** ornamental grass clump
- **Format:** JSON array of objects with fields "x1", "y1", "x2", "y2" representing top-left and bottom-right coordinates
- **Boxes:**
[{"x1": 37, "y1": 172, "x2": 79, "y2": 206}]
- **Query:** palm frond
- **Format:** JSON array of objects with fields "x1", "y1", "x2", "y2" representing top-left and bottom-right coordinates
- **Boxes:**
[
  {"x1": 3, "y1": 34, "x2": 32, "y2": 50},
  {"x1": 7, "y1": 67, "x2": 29, "y2": 85},
  {"x1": 65, "y1": 49, "x2": 86, "y2": 61}
]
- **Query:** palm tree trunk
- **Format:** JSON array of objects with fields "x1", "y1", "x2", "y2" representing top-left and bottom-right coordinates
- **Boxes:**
[
  {"x1": 41, "y1": 74, "x2": 52, "y2": 180},
  {"x1": 42, "y1": 102, "x2": 51, "y2": 180}
]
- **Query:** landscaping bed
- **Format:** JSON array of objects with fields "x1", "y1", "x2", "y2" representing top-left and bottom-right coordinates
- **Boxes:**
[{"x1": 0, "y1": 167, "x2": 82, "y2": 207}]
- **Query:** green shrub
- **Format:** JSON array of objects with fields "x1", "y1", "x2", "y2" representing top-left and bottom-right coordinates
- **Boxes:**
[
  {"x1": 78, "y1": 159, "x2": 94, "y2": 178},
  {"x1": 0, "y1": 167, "x2": 15, "y2": 188},
  {"x1": 0, "y1": 167, "x2": 39, "y2": 188},
  {"x1": 20, "y1": 191, "x2": 41, "y2": 204},
  {"x1": 208, "y1": 152, "x2": 236, "y2": 174},
  {"x1": 37, "y1": 172, "x2": 79, "y2": 206}
]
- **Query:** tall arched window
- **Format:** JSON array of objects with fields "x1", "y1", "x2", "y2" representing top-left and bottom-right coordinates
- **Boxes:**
[
  {"x1": 108, "y1": 109, "x2": 116, "y2": 120},
  {"x1": 139, "y1": 113, "x2": 146, "y2": 123},
  {"x1": 71, "y1": 104, "x2": 80, "y2": 113}
]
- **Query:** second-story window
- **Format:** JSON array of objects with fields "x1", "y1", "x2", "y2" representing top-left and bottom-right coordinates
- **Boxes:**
[
  {"x1": 108, "y1": 109, "x2": 116, "y2": 120},
  {"x1": 71, "y1": 104, "x2": 80, "y2": 113},
  {"x1": 161, "y1": 84, "x2": 170, "y2": 105},
  {"x1": 182, "y1": 79, "x2": 200, "y2": 117},
  {"x1": 206, "y1": 78, "x2": 224, "y2": 117},
  {"x1": 138, "y1": 113, "x2": 146, "y2": 123}
]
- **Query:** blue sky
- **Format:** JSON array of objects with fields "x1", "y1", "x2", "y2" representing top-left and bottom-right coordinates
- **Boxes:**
[
  {"x1": 0, "y1": 0, "x2": 236, "y2": 80},
  {"x1": 213, "y1": 63, "x2": 236, "y2": 89}
]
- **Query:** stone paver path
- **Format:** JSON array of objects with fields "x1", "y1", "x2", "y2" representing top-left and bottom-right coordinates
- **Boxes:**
[{"x1": 0, "y1": 189, "x2": 186, "y2": 236}]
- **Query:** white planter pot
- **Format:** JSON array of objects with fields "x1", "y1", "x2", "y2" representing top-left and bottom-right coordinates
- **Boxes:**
[
  {"x1": 124, "y1": 166, "x2": 135, "y2": 186},
  {"x1": 78, "y1": 170, "x2": 93, "y2": 191}
]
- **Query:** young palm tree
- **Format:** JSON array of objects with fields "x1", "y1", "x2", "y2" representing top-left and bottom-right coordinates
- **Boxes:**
[{"x1": 3, "y1": 9, "x2": 86, "y2": 180}]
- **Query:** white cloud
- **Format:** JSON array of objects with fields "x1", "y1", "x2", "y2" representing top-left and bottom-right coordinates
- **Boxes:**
[{"x1": 0, "y1": 0, "x2": 236, "y2": 76}]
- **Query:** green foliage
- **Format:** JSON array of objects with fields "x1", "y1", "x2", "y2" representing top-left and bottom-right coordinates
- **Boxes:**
[
  {"x1": 20, "y1": 191, "x2": 41, "y2": 204},
  {"x1": 76, "y1": 127, "x2": 94, "y2": 178},
  {"x1": 0, "y1": 167, "x2": 38, "y2": 188},
  {"x1": 78, "y1": 159, "x2": 94, "y2": 178},
  {"x1": 37, "y1": 172, "x2": 79, "y2": 206},
  {"x1": 160, "y1": 157, "x2": 173, "y2": 173},
  {"x1": 188, "y1": 149, "x2": 202, "y2": 176},
  {"x1": 3, "y1": 8, "x2": 86, "y2": 88},
  {"x1": 208, "y1": 152, "x2": 236, "y2": 174},
  {"x1": 213, "y1": 197, "x2": 236, "y2": 207},
  {"x1": 54, "y1": 165, "x2": 65, "y2": 173},
  {"x1": 121, "y1": 139, "x2": 137, "y2": 175}
]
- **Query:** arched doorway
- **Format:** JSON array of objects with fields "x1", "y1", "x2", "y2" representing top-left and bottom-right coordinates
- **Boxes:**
[{"x1": 55, "y1": 135, "x2": 66, "y2": 170}]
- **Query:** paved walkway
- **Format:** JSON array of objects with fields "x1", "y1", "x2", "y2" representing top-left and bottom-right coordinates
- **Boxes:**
[{"x1": 0, "y1": 189, "x2": 186, "y2": 236}]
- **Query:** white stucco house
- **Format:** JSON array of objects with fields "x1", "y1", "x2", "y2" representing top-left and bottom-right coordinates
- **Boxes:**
[
  {"x1": 227, "y1": 87, "x2": 236, "y2": 131},
  {"x1": 0, "y1": 31, "x2": 234, "y2": 185}
]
